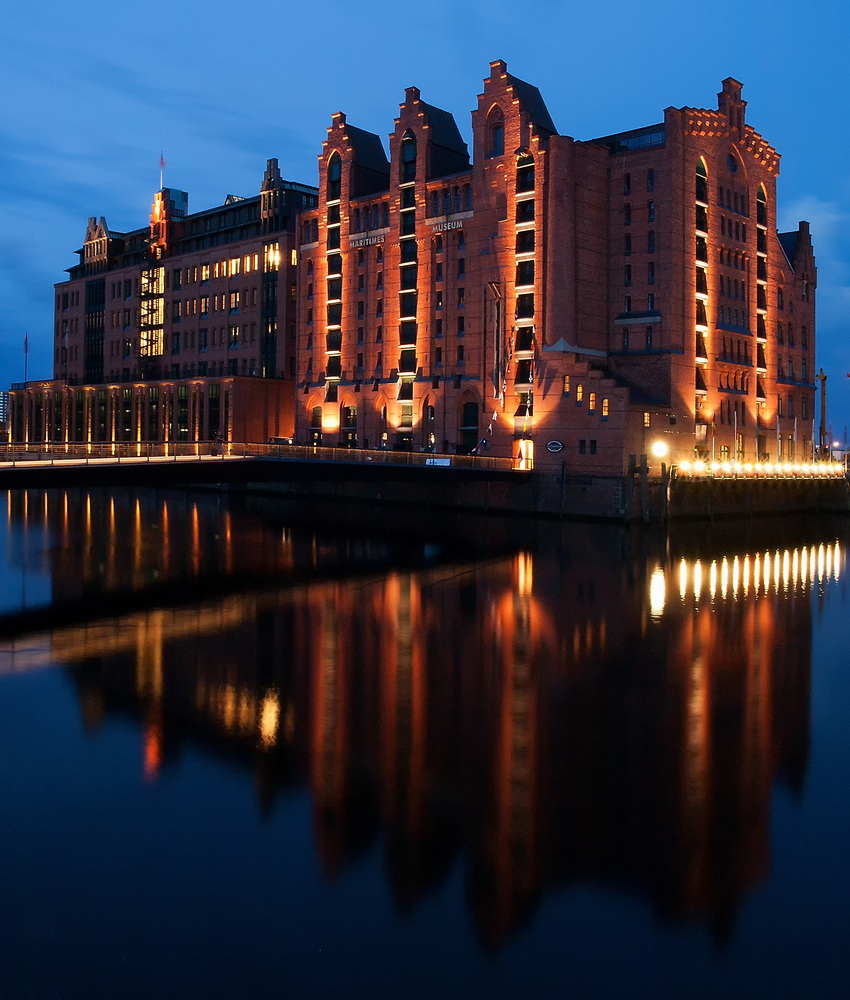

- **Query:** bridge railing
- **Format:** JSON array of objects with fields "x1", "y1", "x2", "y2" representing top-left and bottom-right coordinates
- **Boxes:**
[{"x1": 0, "y1": 441, "x2": 519, "y2": 471}]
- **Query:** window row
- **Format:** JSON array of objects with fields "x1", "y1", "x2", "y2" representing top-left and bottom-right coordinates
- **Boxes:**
[
  {"x1": 720, "y1": 216, "x2": 747, "y2": 242},
  {"x1": 57, "y1": 290, "x2": 82, "y2": 311},
  {"x1": 776, "y1": 394, "x2": 810, "y2": 420},
  {"x1": 777, "y1": 356, "x2": 809, "y2": 381},
  {"x1": 624, "y1": 262, "x2": 655, "y2": 286},
  {"x1": 623, "y1": 295, "x2": 656, "y2": 312},
  {"x1": 623, "y1": 201, "x2": 655, "y2": 225},
  {"x1": 428, "y1": 186, "x2": 472, "y2": 218},
  {"x1": 619, "y1": 326, "x2": 655, "y2": 351},
  {"x1": 624, "y1": 231, "x2": 655, "y2": 255},
  {"x1": 351, "y1": 203, "x2": 391, "y2": 233},
  {"x1": 623, "y1": 169, "x2": 655, "y2": 195}
]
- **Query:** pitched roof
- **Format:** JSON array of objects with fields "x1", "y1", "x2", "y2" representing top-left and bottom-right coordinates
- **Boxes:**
[
  {"x1": 345, "y1": 125, "x2": 390, "y2": 175},
  {"x1": 778, "y1": 231, "x2": 799, "y2": 270},
  {"x1": 419, "y1": 101, "x2": 468, "y2": 154},
  {"x1": 509, "y1": 75, "x2": 557, "y2": 135}
]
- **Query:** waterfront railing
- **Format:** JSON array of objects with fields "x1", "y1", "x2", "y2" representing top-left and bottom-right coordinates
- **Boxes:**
[{"x1": 0, "y1": 441, "x2": 518, "y2": 472}]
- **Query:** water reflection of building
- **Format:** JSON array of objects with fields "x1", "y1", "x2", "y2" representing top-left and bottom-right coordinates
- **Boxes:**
[{"x1": 10, "y1": 526, "x2": 836, "y2": 949}]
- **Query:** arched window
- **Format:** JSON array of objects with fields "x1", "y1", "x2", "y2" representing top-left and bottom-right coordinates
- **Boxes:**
[
  {"x1": 757, "y1": 184, "x2": 767, "y2": 226},
  {"x1": 327, "y1": 153, "x2": 341, "y2": 201},
  {"x1": 400, "y1": 131, "x2": 417, "y2": 183},
  {"x1": 487, "y1": 106, "x2": 504, "y2": 157},
  {"x1": 695, "y1": 158, "x2": 708, "y2": 203},
  {"x1": 589, "y1": 392, "x2": 596, "y2": 412}
]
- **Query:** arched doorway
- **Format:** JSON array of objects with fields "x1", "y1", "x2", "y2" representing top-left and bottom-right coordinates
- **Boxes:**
[
  {"x1": 340, "y1": 402, "x2": 356, "y2": 448},
  {"x1": 422, "y1": 396, "x2": 435, "y2": 451},
  {"x1": 308, "y1": 403, "x2": 322, "y2": 446}
]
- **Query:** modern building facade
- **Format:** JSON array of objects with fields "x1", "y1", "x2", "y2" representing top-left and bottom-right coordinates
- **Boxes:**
[
  {"x1": 11, "y1": 63, "x2": 816, "y2": 473},
  {"x1": 11, "y1": 160, "x2": 316, "y2": 447}
]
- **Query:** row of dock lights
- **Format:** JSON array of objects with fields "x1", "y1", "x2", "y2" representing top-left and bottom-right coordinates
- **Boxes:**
[{"x1": 676, "y1": 459, "x2": 845, "y2": 477}]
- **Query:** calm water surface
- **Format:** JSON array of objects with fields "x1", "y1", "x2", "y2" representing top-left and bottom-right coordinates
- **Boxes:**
[{"x1": 0, "y1": 488, "x2": 848, "y2": 999}]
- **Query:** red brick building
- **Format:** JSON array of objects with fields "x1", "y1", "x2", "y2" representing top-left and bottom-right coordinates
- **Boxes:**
[
  {"x1": 13, "y1": 64, "x2": 816, "y2": 473},
  {"x1": 292, "y1": 64, "x2": 816, "y2": 472}
]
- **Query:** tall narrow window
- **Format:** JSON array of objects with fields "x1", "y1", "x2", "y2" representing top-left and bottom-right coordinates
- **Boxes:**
[
  {"x1": 488, "y1": 106, "x2": 504, "y2": 157},
  {"x1": 400, "y1": 131, "x2": 417, "y2": 183},
  {"x1": 327, "y1": 152, "x2": 341, "y2": 201}
]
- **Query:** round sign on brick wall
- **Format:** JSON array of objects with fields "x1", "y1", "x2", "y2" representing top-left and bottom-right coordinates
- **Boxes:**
[{"x1": 546, "y1": 441, "x2": 563, "y2": 453}]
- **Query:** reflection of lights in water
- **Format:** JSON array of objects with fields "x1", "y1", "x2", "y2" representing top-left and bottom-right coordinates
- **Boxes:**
[
  {"x1": 649, "y1": 567, "x2": 665, "y2": 618},
  {"x1": 516, "y1": 552, "x2": 533, "y2": 596},
  {"x1": 671, "y1": 541, "x2": 842, "y2": 602},
  {"x1": 144, "y1": 719, "x2": 162, "y2": 782}
]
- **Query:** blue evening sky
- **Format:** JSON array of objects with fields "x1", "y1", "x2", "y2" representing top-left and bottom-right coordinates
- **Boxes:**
[{"x1": 2, "y1": 0, "x2": 848, "y2": 430}]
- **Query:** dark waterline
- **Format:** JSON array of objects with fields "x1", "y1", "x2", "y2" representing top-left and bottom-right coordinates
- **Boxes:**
[{"x1": 1, "y1": 488, "x2": 848, "y2": 999}]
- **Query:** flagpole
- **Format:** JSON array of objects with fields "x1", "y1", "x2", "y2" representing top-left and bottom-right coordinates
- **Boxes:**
[{"x1": 24, "y1": 331, "x2": 28, "y2": 388}]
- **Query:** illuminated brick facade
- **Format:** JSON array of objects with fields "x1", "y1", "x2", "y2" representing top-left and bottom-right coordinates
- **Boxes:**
[
  {"x1": 15, "y1": 64, "x2": 816, "y2": 472},
  {"x1": 294, "y1": 64, "x2": 816, "y2": 472}
]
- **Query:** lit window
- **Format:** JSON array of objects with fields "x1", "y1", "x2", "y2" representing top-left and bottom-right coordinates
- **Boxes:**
[
  {"x1": 589, "y1": 392, "x2": 596, "y2": 412},
  {"x1": 602, "y1": 398, "x2": 609, "y2": 418},
  {"x1": 644, "y1": 411, "x2": 651, "y2": 428},
  {"x1": 576, "y1": 384, "x2": 583, "y2": 403}
]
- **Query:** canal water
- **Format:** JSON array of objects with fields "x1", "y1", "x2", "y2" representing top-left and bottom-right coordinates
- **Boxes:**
[{"x1": 0, "y1": 489, "x2": 847, "y2": 999}]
